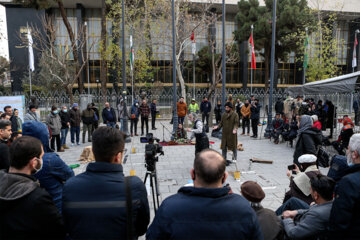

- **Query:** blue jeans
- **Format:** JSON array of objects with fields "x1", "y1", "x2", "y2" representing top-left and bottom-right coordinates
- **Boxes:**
[
  {"x1": 60, "y1": 128, "x2": 69, "y2": 146},
  {"x1": 120, "y1": 119, "x2": 124, "y2": 131},
  {"x1": 70, "y1": 126, "x2": 80, "y2": 144},
  {"x1": 275, "y1": 197, "x2": 310, "y2": 216},
  {"x1": 106, "y1": 122, "x2": 116, "y2": 128}
]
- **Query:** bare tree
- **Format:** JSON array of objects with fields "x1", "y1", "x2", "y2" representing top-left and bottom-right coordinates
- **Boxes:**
[{"x1": 21, "y1": 15, "x2": 96, "y2": 104}]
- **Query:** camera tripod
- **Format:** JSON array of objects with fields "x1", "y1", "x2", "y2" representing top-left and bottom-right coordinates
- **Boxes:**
[{"x1": 144, "y1": 167, "x2": 160, "y2": 213}]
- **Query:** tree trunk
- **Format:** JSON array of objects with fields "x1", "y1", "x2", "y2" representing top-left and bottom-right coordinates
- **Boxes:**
[
  {"x1": 144, "y1": 0, "x2": 153, "y2": 62},
  {"x1": 175, "y1": 58, "x2": 186, "y2": 102},
  {"x1": 264, "y1": 46, "x2": 270, "y2": 90},
  {"x1": 57, "y1": 0, "x2": 83, "y2": 93},
  {"x1": 100, "y1": 0, "x2": 108, "y2": 97},
  {"x1": 66, "y1": 85, "x2": 74, "y2": 105}
]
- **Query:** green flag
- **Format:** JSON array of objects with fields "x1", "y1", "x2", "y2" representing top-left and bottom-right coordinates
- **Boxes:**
[
  {"x1": 303, "y1": 34, "x2": 309, "y2": 69},
  {"x1": 130, "y1": 34, "x2": 134, "y2": 72}
]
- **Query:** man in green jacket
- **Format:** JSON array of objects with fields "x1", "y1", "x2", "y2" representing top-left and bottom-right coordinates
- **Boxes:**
[{"x1": 188, "y1": 99, "x2": 199, "y2": 114}]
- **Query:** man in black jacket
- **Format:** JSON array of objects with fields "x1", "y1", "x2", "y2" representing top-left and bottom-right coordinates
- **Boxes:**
[
  {"x1": 275, "y1": 98, "x2": 284, "y2": 116},
  {"x1": 102, "y1": 102, "x2": 117, "y2": 128},
  {"x1": 200, "y1": 97, "x2": 212, "y2": 128},
  {"x1": 250, "y1": 99, "x2": 261, "y2": 138},
  {"x1": 63, "y1": 127, "x2": 150, "y2": 239},
  {"x1": 328, "y1": 134, "x2": 360, "y2": 239},
  {"x1": 59, "y1": 105, "x2": 70, "y2": 149},
  {"x1": 0, "y1": 136, "x2": 65, "y2": 240},
  {"x1": 0, "y1": 120, "x2": 12, "y2": 170}
]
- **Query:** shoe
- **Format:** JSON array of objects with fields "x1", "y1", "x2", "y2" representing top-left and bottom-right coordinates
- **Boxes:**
[
  {"x1": 71, "y1": 143, "x2": 74, "y2": 147},
  {"x1": 88, "y1": 139, "x2": 92, "y2": 142},
  {"x1": 226, "y1": 160, "x2": 232, "y2": 166},
  {"x1": 247, "y1": 133, "x2": 250, "y2": 136},
  {"x1": 58, "y1": 148, "x2": 65, "y2": 152},
  {"x1": 152, "y1": 128, "x2": 157, "y2": 130},
  {"x1": 241, "y1": 133, "x2": 245, "y2": 135},
  {"x1": 77, "y1": 142, "x2": 80, "y2": 145},
  {"x1": 63, "y1": 144, "x2": 70, "y2": 149},
  {"x1": 135, "y1": 134, "x2": 139, "y2": 136},
  {"x1": 131, "y1": 133, "x2": 133, "y2": 137},
  {"x1": 141, "y1": 133, "x2": 144, "y2": 136}
]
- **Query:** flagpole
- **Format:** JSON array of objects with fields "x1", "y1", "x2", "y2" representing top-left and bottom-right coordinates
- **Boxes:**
[
  {"x1": 27, "y1": 23, "x2": 32, "y2": 96},
  {"x1": 303, "y1": 27, "x2": 308, "y2": 85},
  {"x1": 250, "y1": 25, "x2": 253, "y2": 96},
  {"x1": 130, "y1": 27, "x2": 134, "y2": 105}
]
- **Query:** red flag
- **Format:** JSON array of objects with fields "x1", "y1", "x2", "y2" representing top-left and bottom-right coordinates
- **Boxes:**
[
  {"x1": 353, "y1": 35, "x2": 358, "y2": 68},
  {"x1": 249, "y1": 33, "x2": 256, "y2": 69},
  {"x1": 191, "y1": 31, "x2": 194, "y2": 42}
]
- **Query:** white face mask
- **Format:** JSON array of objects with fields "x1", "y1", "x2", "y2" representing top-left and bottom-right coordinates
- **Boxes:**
[{"x1": 33, "y1": 158, "x2": 43, "y2": 174}]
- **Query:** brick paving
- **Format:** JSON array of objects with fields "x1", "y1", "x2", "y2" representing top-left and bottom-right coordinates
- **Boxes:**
[{"x1": 58, "y1": 120, "x2": 329, "y2": 220}]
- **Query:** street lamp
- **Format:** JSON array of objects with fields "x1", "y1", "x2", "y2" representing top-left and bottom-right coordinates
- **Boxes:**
[
  {"x1": 10, "y1": 79, "x2": 14, "y2": 93},
  {"x1": 264, "y1": 0, "x2": 277, "y2": 138},
  {"x1": 96, "y1": 79, "x2": 99, "y2": 94},
  {"x1": 221, "y1": 0, "x2": 226, "y2": 113}
]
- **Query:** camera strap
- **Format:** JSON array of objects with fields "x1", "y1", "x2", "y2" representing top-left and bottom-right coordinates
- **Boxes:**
[{"x1": 125, "y1": 176, "x2": 133, "y2": 240}]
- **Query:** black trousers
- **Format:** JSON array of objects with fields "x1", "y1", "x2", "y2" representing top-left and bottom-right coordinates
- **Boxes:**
[
  {"x1": 195, "y1": 135, "x2": 209, "y2": 154},
  {"x1": 141, "y1": 116, "x2": 149, "y2": 135},
  {"x1": 130, "y1": 118, "x2": 138, "y2": 134},
  {"x1": 202, "y1": 113, "x2": 209, "y2": 126},
  {"x1": 242, "y1": 117, "x2": 250, "y2": 134},
  {"x1": 151, "y1": 113, "x2": 156, "y2": 128},
  {"x1": 51, "y1": 134, "x2": 61, "y2": 151},
  {"x1": 251, "y1": 119, "x2": 259, "y2": 137}
]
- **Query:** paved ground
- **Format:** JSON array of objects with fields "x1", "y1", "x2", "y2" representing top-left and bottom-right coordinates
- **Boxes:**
[{"x1": 58, "y1": 120, "x2": 330, "y2": 220}]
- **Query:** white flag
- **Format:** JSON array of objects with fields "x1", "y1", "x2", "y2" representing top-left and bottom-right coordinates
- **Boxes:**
[
  {"x1": 192, "y1": 42, "x2": 196, "y2": 55},
  {"x1": 353, "y1": 35, "x2": 358, "y2": 68},
  {"x1": 27, "y1": 28, "x2": 35, "y2": 72}
]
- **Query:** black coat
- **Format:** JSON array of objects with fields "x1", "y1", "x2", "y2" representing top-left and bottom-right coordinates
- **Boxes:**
[
  {"x1": 293, "y1": 127, "x2": 322, "y2": 166},
  {"x1": 0, "y1": 171, "x2": 65, "y2": 240},
  {"x1": 275, "y1": 100, "x2": 284, "y2": 114},
  {"x1": 253, "y1": 205, "x2": 283, "y2": 240},
  {"x1": 59, "y1": 110, "x2": 70, "y2": 129},
  {"x1": 0, "y1": 140, "x2": 9, "y2": 170},
  {"x1": 63, "y1": 162, "x2": 150, "y2": 239},
  {"x1": 329, "y1": 164, "x2": 360, "y2": 239},
  {"x1": 326, "y1": 104, "x2": 335, "y2": 128},
  {"x1": 10, "y1": 115, "x2": 18, "y2": 132},
  {"x1": 250, "y1": 104, "x2": 261, "y2": 120}
]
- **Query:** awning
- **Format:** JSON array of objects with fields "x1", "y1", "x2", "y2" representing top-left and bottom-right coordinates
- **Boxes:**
[{"x1": 285, "y1": 71, "x2": 360, "y2": 95}]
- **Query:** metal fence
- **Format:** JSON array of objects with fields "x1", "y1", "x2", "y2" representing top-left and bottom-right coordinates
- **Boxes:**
[{"x1": 0, "y1": 88, "x2": 355, "y2": 121}]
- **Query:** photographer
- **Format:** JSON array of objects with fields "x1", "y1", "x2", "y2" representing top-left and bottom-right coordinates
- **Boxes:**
[{"x1": 187, "y1": 113, "x2": 209, "y2": 155}]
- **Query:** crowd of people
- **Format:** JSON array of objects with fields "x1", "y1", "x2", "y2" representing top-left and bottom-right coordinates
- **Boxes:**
[{"x1": 0, "y1": 95, "x2": 359, "y2": 240}]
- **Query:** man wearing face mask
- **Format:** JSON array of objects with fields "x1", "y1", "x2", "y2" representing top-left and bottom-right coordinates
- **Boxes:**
[
  {"x1": 0, "y1": 120, "x2": 12, "y2": 170},
  {"x1": 0, "y1": 136, "x2": 66, "y2": 239},
  {"x1": 213, "y1": 102, "x2": 239, "y2": 166},
  {"x1": 22, "y1": 121, "x2": 74, "y2": 213},
  {"x1": 328, "y1": 133, "x2": 360, "y2": 239},
  {"x1": 147, "y1": 149, "x2": 263, "y2": 240},
  {"x1": 46, "y1": 105, "x2": 63, "y2": 152},
  {"x1": 59, "y1": 105, "x2": 70, "y2": 149}
]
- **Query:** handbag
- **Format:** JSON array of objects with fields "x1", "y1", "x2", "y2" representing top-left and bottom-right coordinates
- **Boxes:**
[{"x1": 317, "y1": 146, "x2": 330, "y2": 168}]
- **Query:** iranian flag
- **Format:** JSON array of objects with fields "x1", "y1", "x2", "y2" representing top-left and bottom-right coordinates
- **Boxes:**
[
  {"x1": 249, "y1": 33, "x2": 256, "y2": 69},
  {"x1": 353, "y1": 34, "x2": 358, "y2": 68},
  {"x1": 130, "y1": 34, "x2": 134, "y2": 72}
]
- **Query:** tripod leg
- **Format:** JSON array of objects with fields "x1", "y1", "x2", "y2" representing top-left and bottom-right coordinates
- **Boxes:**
[
  {"x1": 153, "y1": 171, "x2": 160, "y2": 209},
  {"x1": 150, "y1": 175, "x2": 157, "y2": 212},
  {"x1": 144, "y1": 172, "x2": 149, "y2": 184}
]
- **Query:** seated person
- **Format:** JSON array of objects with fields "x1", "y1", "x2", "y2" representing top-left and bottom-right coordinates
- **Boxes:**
[
  {"x1": 241, "y1": 181, "x2": 283, "y2": 240},
  {"x1": 282, "y1": 116, "x2": 299, "y2": 147},
  {"x1": 311, "y1": 115, "x2": 322, "y2": 130},
  {"x1": 271, "y1": 113, "x2": 284, "y2": 144},
  {"x1": 281, "y1": 175, "x2": 335, "y2": 240},
  {"x1": 283, "y1": 154, "x2": 320, "y2": 205},
  {"x1": 331, "y1": 116, "x2": 354, "y2": 155},
  {"x1": 175, "y1": 123, "x2": 187, "y2": 140}
]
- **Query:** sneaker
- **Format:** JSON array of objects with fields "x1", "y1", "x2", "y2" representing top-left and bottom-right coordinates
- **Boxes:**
[
  {"x1": 77, "y1": 142, "x2": 80, "y2": 145},
  {"x1": 226, "y1": 160, "x2": 232, "y2": 166},
  {"x1": 71, "y1": 143, "x2": 74, "y2": 147}
]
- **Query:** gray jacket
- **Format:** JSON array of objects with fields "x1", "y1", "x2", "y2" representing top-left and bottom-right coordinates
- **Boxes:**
[
  {"x1": 282, "y1": 201, "x2": 333, "y2": 239},
  {"x1": 24, "y1": 112, "x2": 40, "y2": 122},
  {"x1": 46, "y1": 113, "x2": 62, "y2": 135}
]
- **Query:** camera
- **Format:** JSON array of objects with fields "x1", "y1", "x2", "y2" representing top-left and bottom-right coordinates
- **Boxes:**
[{"x1": 140, "y1": 133, "x2": 164, "y2": 172}]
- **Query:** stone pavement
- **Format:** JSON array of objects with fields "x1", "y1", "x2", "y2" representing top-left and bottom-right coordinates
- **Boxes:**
[{"x1": 58, "y1": 120, "x2": 328, "y2": 220}]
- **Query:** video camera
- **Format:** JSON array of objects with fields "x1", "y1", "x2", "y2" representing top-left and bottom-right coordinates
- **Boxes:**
[{"x1": 140, "y1": 133, "x2": 164, "y2": 172}]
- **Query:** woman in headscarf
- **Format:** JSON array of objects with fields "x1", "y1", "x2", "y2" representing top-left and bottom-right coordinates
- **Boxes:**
[
  {"x1": 293, "y1": 115, "x2": 322, "y2": 166},
  {"x1": 332, "y1": 116, "x2": 354, "y2": 155}
]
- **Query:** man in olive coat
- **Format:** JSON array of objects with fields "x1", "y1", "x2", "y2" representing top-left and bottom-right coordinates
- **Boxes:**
[{"x1": 213, "y1": 102, "x2": 239, "y2": 166}]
